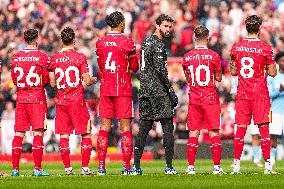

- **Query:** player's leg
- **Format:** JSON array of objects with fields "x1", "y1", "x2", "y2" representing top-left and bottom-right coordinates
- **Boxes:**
[
  {"x1": 133, "y1": 119, "x2": 153, "y2": 174},
  {"x1": 55, "y1": 105, "x2": 74, "y2": 175},
  {"x1": 97, "y1": 118, "x2": 111, "y2": 175},
  {"x1": 186, "y1": 130, "x2": 200, "y2": 175},
  {"x1": 233, "y1": 99, "x2": 251, "y2": 174},
  {"x1": 115, "y1": 96, "x2": 134, "y2": 174},
  {"x1": 11, "y1": 131, "x2": 25, "y2": 176},
  {"x1": 269, "y1": 113, "x2": 283, "y2": 168},
  {"x1": 69, "y1": 102, "x2": 93, "y2": 175},
  {"x1": 251, "y1": 134, "x2": 263, "y2": 167},
  {"x1": 133, "y1": 97, "x2": 153, "y2": 174},
  {"x1": 29, "y1": 103, "x2": 49, "y2": 176},
  {"x1": 120, "y1": 118, "x2": 133, "y2": 174},
  {"x1": 97, "y1": 96, "x2": 115, "y2": 175},
  {"x1": 204, "y1": 104, "x2": 224, "y2": 174},
  {"x1": 11, "y1": 103, "x2": 29, "y2": 176},
  {"x1": 59, "y1": 134, "x2": 73, "y2": 175},
  {"x1": 186, "y1": 104, "x2": 203, "y2": 174},
  {"x1": 160, "y1": 118, "x2": 177, "y2": 175},
  {"x1": 247, "y1": 121, "x2": 263, "y2": 167},
  {"x1": 253, "y1": 99, "x2": 275, "y2": 174},
  {"x1": 208, "y1": 130, "x2": 225, "y2": 174},
  {"x1": 81, "y1": 133, "x2": 93, "y2": 175},
  {"x1": 270, "y1": 134, "x2": 278, "y2": 167},
  {"x1": 258, "y1": 123, "x2": 272, "y2": 173}
]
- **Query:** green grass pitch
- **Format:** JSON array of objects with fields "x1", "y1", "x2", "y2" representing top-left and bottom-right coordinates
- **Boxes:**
[{"x1": 0, "y1": 160, "x2": 283, "y2": 189}]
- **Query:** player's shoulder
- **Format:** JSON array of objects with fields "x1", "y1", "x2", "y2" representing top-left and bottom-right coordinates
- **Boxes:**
[
  {"x1": 36, "y1": 50, "x2": 48, "y2": 59},
  {"x1": 259, "y1": 40, "x2": 272, "y2": 50},
  {"x1": 207, "y1": 48, "x2": 219, "y2": 57},
  {"x1": 76, "y1": 50, "x2": 87, "y2": 60}
]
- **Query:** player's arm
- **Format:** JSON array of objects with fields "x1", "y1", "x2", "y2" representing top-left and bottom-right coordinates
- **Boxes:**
[
  {"x1": 42, "y1": 55, "x2": 50, "y2": 85},
  {"x1": 49, "y1": 72, "x2": 56, "y2": 88},
  {"x1": 265, "y1": 46, "x2": 277, "y2": 77},
  {"x1": 81, "y1": 55, "x2": 97, "y2": 86},
  {"x1": 82, "y1": 73, "x2": 97, "y2": 86},
  {"x1": 10, "y1": 57, "x2": 17, "y2": 85},
  {"x1": 266, "y1": 64, "x2": 277, "y2": 78},
  {"x1": 183, "y1": 66, "x2": 189, "y2": 81},
  {"x1": 129, "y1": 46, "x2": 139, "y2": 72},
  {"x1": 182, "y1": 57, "x2": 189, "y2": 81},
  {"x1": 48, "y1": 56, "x2": 56, "y2": 88},
  {"x1": 95, "y1": 41, "x2": 104, "y2": 70},
  {"x1": 214, "y1": 53, "x2": 222, "y2": 82},
  {"x1": 229, "y1": 45, "x2": 238, "y2": 76},
  {"x1": 267, "y1": 76, "x2": 281, "y2": 99},
  {"x1": 229, "y1": 59, "x2": 237, "y2": 76},
  {"x1": 153, "y1": 46, "x2": 171, "y2": 90}
]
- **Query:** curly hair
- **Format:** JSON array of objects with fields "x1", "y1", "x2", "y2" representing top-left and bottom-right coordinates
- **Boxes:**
[
  {"x1": 245, "y1": 15, "x2": 262, "y2": 34},
  {"x1": 155, "y1": 14, "x2": 174, "y2": 26},
  {"x1": 24, "y1": 29, "x2": 38, "y2": 44},
  {"x1": 61, "y1": 27, "x2": 75, "y2": 45},
  {"x1": 105, "y1": 11, "x2": 125, "y2": 28}
]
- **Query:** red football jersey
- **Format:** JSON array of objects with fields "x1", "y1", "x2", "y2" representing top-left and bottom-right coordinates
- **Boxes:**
[
  {"x1": 230, "y1": 37, "x2": 275, "y2": 100},
  {"x1": 183, "y1": 46, "x2": 222, "y2": 105},
  {"x1": 96, "y1": 31, "x2": 138, "y2": 97},
  {"x1": 49, "y1": 49, "x2": 89, "y2": 105},
  {"x1": 10, "y1": 48, "x2": 49, "y2": 103}
]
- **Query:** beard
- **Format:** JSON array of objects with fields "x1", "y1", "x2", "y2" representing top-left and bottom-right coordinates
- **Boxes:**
[{"x1": 159, "y1": 29, "x2": 171, "y2": 38}]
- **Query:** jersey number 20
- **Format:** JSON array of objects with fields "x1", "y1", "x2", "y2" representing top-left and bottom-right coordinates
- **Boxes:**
[{"x1": 55, "y1": 66, "x2": 80, "y2": 89}]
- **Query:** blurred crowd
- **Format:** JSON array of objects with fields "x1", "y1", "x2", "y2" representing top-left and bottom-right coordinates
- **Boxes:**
[{"x1": 0, "y1": 0, "x2": 284, "y2": 156}]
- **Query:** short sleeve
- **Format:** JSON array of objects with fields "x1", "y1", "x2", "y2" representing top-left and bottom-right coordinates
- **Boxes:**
[
  {"x1": 80, "y1": 54, "x2": 89, "y2": 74},
  {"x1": 230, "y1": 43, "x2": 237, "y2": 63},
  {"x1": 213, "y1": 52, "x2": 222, "y2": 73},
  {"x1": 48, "y1": 55, "x2": 55, "y2": 72},
  {"x1": 264, "y1": 44, "x2": 275, "y2": 65}
]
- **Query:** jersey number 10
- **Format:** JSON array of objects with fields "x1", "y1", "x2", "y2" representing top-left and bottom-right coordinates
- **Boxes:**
[{"x1": 187, "y1": 65, "x2": 211, "y2": 86}]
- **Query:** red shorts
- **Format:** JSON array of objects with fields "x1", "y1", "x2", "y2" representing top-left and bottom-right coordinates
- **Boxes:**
[
  {"x1": 187, "y1": 104, "x2": 221, "y2": 131},
  {"x1": 15, "y1": 102, "x2": 47, "y2": 132},
  {"x1": 55, "y1": 101, "x2": 91, "y2": 135},
  {"x1": 235, "y1": 99, "x2": 271, "y2": 125},
  {"x1": 99, "y1": 96, "x2": 133, "y2": 119}
]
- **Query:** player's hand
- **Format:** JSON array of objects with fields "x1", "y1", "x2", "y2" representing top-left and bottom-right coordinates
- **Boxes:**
[
  {"x1": 169, "y1": 87, "x2": 178, "y2": 109},
  {"x1": 280, "y1": 84, "x2": 284, "y2": 92},
  {"x1": 91, "y1": 77, "x2": 97, "y2": 84}
]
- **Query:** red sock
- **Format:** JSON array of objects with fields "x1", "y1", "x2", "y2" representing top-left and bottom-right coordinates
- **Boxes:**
[
  {"x1": 234, "y1": 127, "x2": 247, "y2": 160},
  {"x1": 12, "y1": 136, "x2": 23, "y2": 170},
  {"x1": 259, "y1": 125, "x2": 271, "y2": 161},
  {"x1": 59, "y1": 138, "x2": 71, "y2": 168},
  {"x1": 210, "y1": 136, "x2": 222, "y2": 165},
  {"x1": 81, "y1": 137, "x2": 92, "y2": 168},
  {"x1": 33, "y1": 135, "x2": 44, "y2": 170},
  {"x1": 187, "y1": 137, "x2": 198, "y2": 166},
  {"x1": 121, "y1": 131, "x2": 133, "y2": 170},
  {"x1": 97, "y1": 130, "x2": 109, "y2": 169}
]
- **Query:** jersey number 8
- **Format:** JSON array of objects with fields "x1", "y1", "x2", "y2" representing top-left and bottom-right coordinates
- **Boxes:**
[{"x1": 240, "y1": 57, "x2": 254, "y2": 78}]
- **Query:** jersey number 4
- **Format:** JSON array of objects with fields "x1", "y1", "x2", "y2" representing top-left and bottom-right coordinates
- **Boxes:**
[
  {"x1": 14, "y1": 66, "x2": 41, "y2": 87},
  {"x1": 105, "y1": 52, "x2": 116, "y2": 73}
]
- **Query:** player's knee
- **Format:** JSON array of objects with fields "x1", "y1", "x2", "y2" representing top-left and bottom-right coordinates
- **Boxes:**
[{"x1": 161, "y1": 119, "x2": 174, "y2": 134}]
